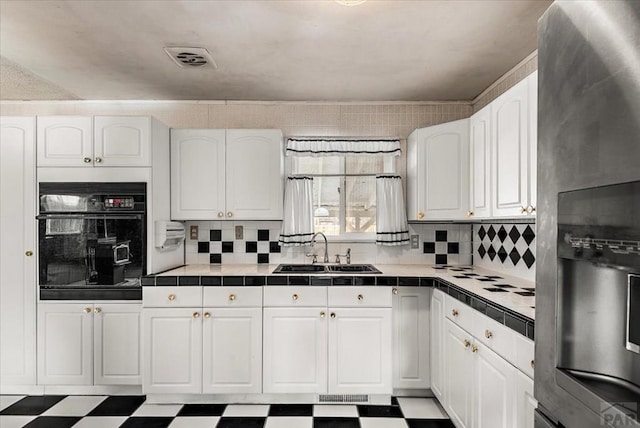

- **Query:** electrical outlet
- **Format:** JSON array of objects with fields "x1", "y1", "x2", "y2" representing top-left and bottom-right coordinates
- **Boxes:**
[
  {"x1": 235, "y1": 225, "x2": 244, "y2": 240},
  {"x1": 410, "y1": 235, "x2": 419, "y2": 249},
  {"x1": 190, "y1": 225, "x2": 198, "y2": 240}
]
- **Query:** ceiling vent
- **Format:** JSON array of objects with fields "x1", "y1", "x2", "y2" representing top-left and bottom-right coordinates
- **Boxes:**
[{"x1": 163, "y1": 47, "x2": 217, "y2": 69}]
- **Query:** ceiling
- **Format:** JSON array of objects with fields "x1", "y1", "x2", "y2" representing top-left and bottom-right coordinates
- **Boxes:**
[{"x1": 0, "y1": 0, "x2": 552, "y2": 102}]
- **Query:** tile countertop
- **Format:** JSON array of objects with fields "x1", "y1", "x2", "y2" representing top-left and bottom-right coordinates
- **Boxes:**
[{"x1": 154, "y1": 264, "x2": 536, "y2": 321}]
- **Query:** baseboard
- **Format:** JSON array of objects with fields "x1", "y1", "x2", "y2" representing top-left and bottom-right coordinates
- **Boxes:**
[{"x1": 392, "y1": 388, "x2": 433, "y2": 397}]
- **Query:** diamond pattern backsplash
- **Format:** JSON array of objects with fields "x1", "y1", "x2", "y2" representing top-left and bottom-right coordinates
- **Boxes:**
[{"x1": 474, "y1": 223, "x2": 536, "y2": 281}]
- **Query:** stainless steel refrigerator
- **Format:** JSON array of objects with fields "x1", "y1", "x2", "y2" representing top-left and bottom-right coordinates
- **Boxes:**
[{"x1": 536, "y1": 1, "x2": 640, "y2": 427}]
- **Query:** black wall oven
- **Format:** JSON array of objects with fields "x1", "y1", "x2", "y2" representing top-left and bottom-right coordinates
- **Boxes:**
[{"x1": 38, "y1": 182, "x2": 146, "y2": 300}]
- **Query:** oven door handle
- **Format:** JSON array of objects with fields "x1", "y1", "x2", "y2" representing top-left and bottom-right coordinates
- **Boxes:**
[{"x1": 37, "y1": 214, "x2": 143, "y2": 220}]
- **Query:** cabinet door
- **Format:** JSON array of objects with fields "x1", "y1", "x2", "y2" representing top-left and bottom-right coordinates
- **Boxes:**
[
  {"x1": 37, "y1": 116, "x2": 93, "y2": 166},
  {"x1": 444, "y1": 319, "x2": 473, "y2": 428},
  {"x1": 94, "y1": 116, "x2": 151, "y2": 166},
  {"x1": 430, "y1": 289, "x2": 445, "y2": 403},
  {"x1": 171, "y1": 129, "x2": 226, "y2": 220},
  {"x1": 202, "y1": 307, "x2": 262, "y2": 394},
  {"x1": 515, "y1": 370, "x2": 536, "y2": 428},
  {"x1": 225, "y1": 129, "x2": 283, "y2": 220},
  {"x1": 473, "y1": 342, "x2": 516, "y2": 428},
  {"x1": 328, "y1": 308, "x2": 392, "y2": 394},
  {"x1": 409, "y1": 119, "x2": 470, "y2": 220},
  {"x1": 491, "y1": 78, "x2": 530, "y2": 217},
  {"x1": 142, "y1": 308, "x2": 202, "y2": 394},
  {"x1": 94, "y1": 304, "x2": 141, "y2": 385},
  {"x1": 0, "y1": 117, "x2": 36, "y2": 387},
  {"x1": 527, "y1": 71, "x2": 538, "y2": 214},
  {"x1": 469, "y1": 106, "x2": 492, "y2": 219},
  {"x1": 37, "y1": 303, "x2": 93, "y2": 385},
  {"x1": 393, "y1": 287, "x2": 431, "y2": 390},
  {"x1": 263, "y1": 307, "x2": 327, "y2": 394}
]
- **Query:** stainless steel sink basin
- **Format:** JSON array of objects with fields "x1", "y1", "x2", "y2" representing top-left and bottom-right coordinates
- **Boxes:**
[{"x1": 272, "y1": 264, "x2": 381, "y2": 274}]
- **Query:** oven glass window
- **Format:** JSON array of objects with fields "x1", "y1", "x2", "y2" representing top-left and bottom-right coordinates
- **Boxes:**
[{"x1": 39, "y1": 215, "x2": 143, "y2": 287}]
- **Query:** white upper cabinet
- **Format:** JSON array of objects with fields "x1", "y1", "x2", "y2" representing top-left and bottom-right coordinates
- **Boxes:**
[
  {"x1": 170, "y1": 128, "x2": 283, "y2": 221},
  {"x1": 407, "y1": 118, "x2": 470, "y2": 221},
  {"x1": 491, "y1": 74, "x2": 537, "y2": 217},
  {"x1": 226, "y1": 129, "x2": 284, "y2": 220},
  {"x1": 469, "y1": 106, "x2": 492, "y2": 219},
  {"x1": 37, "y1": 116, "x2": 93, "y2": 166},
  {"x1": 37, "y1": 116, "x2": 152, "y2": 167},
  {"x1": 171, "y1": 129, "x2": 226, "y2": 220},
  {"x1": 94, "y1": 116, "x2": 151, "y2": 166}
]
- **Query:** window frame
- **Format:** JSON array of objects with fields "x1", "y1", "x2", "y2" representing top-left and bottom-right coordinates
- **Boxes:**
[{"x1": 287, "y1": 155, "x2": 397, "y2": 242}]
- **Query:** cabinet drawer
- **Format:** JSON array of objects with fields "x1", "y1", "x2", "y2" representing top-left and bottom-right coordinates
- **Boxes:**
[
  {"x1": 203, "y1": 287, "x2": 262, "y2": 307},
  {"x1": 143, "y1": 287, "x2": 202, "y2": 308},
  {"x1": 514, "y1": 333, "x2": 535, "y2": 379},
  {"x1": 328, "y1": 286, "x2": 392, "y2": 307},
  {"x1": 263, "y1": 286, "x2": 327, "y2": 307},
  {"x1": 472, "y1": 311, "x2": 516, "y2": 362},
  {"x1": 445, "y1": 295, "x2": 474, "y2": 332}
]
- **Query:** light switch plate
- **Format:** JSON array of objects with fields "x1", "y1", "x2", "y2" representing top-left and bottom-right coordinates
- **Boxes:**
[
  {"x1": 190, "y1": 225, "x2": 198, "y2": 240},
  {"x1": 235, "y1": 225, "x2": 244, "y2": 240},
  {"x1": 410, "y1": 235, "x2": 419, "y2": 249}
]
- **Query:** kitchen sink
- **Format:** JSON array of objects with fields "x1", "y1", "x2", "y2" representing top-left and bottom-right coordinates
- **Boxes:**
[{"x1": 272, "y1": 264, "x2": 381, "y2": 274}]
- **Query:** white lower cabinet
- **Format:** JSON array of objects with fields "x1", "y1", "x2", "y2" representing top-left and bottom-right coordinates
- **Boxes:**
[
  {"x1": 38, "y1": 303, "x2": 141, "y2": 386},
  {"x1": 142, "y1": 287, "x2": 263, "y2": 395},
  {"x1": 473, "y1": 339, "x2": 516, "y2": 428},
  {"x1": 94, "y1": 304, "x2": 142, "y2": 385},
  {"x1": 515, "y1": 369, "x2": 537, "y2": 428},
  {"x1": 263, "y1": 286, "x2": 392, "y2": 396},
  {"x1": 263, "y1": 307, "x2": 328, "y2": 394},
  {"x1": 142, "y1": 308, "x2": 202, "y2": 394},
  {"x1": 444, "y1": 319, "x2": 474, "y2": 428},
  {"x1": 430, "y1": 289, "x2": 445, "y2": 402},
  {"x1": 393, "y1": 287, "x2": 431, "y2": 390},
  {"x1": 434, "y1": 291, "x2": 535, "y2": 428},
  {"x1": 203, "y1": 307, "x2": 262, "y2": 394},
  {"x1": 329, "y1": 308, "x2": 392, "y2": 394}
]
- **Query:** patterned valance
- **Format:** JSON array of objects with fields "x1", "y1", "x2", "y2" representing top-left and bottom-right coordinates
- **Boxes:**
[{"x1": 285, "y1": 137, "x2": 401, "y2": 157}]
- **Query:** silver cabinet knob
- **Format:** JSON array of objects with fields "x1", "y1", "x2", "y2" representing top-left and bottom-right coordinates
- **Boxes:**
[
  {"x1": 94, "y1": 157, "x2": 103, "y2": 163},
  {"x1": 83, "y1": 157, "x2": 92, "y2": 163}
]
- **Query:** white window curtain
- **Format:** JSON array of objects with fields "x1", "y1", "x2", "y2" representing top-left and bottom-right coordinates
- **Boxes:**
[
  {"x1": 286, "y1": 137, "x2": 401, "y2": 157},
  {"x1": 279, "y1": 176, "x2": 315, "y2": 246},
  {"x1": 376, "y1": 175, "x2": 409, "y2": 246}
]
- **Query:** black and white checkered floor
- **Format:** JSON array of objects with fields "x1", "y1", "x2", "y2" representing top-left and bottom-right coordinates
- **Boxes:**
[{"x1": 0, "y1": 395, "x2": 454, "y2": 428}]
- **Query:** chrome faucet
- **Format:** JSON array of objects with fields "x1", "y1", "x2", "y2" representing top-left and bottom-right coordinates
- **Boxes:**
[
  {"x1": 310, "y1": 232, "x2": 330, "y2": 263},
  {"x1": 335, "y1": 248, "x2": 351, "y2": 264}
]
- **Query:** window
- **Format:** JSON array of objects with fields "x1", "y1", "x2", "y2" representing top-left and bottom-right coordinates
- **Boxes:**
[{"x1": 291, "y1": 155, "x2": 396, "y2": 239}]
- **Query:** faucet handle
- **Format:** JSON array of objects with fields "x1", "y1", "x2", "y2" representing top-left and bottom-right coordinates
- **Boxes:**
[{"x1": 306, "y1": 253, "x2": 318, "y2": 264}]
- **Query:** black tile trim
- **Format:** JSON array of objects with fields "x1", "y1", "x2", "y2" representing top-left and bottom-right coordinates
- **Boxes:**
[
  {"x1": 222, "y1": 276, "x2": 244, "y2": 286},
  {"x1": 141, "y1": 272, "x2": 534, "y2": 338},
  {"x1": 434, "y1": 278, "x2": 534, "y2": 337},
  {"x1": 178, "y1": 276, "x2": 200, "y2": 286},
  {"x1": 201, "y1": 277, "x2": 222, "y2": 286},
  {"x1": 155, "y1": 276, "x2": 177, "y2": 286}
]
